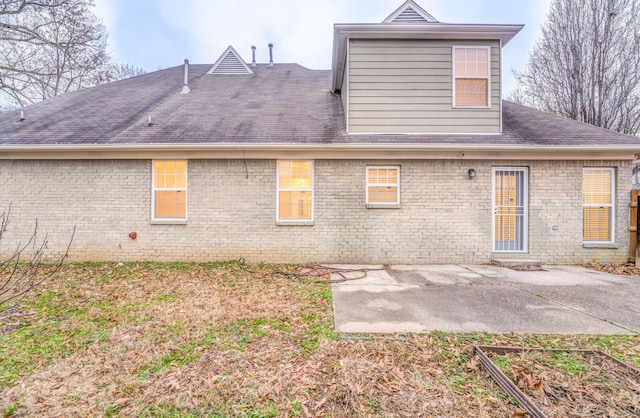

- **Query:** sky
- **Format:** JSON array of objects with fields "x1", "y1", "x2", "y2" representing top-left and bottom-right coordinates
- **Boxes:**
[{"x1": 97, "y1": 0, "x2": 551, "y2": 96}]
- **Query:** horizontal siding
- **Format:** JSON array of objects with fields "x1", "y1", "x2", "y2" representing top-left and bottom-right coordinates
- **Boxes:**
[
  {"x1": 349, "y1": 117, "x2": 499, "y2": 126},
  {"x1": 350, "y1": 125, "x2": 500, "y2": 133},
  {"x1": 349, "y1": 110, "x2": 501, "y2": 120},
  {"x1": 347, "y1": 39, "x2": 501, "y2": 134},
  {"x1": 350, "y1": 80, "x2": 501, "y2": 89}
]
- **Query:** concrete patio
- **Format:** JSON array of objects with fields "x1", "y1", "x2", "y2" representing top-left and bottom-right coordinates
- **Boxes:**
[{"x1": 331, "y1": 265, "x2": 640, "y2": 334}]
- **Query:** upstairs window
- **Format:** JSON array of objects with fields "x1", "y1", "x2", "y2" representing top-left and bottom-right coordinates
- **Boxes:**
[
  {"x1": 583, "y1": 168, "x2": 615, "y2": 242},
  {"x1": 366, "y1": 166, "x2": 400, "y2": 205},
  {"x1": 153, "y1": 160, "x2": 187, "y2": 220},
  {"x1": 277, "y1": 160, "x2": 313, "y2": 221},
  {"x1": 453, "y1": 46, "x2": 490, "y2": 108}
]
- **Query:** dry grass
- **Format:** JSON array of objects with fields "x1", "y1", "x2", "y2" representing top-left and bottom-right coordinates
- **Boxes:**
[
  {"x1": 0, "y1": 262, "x2": 639, "y2": 417},
  {"x1": 485, "y1": 349, "x2": 640, "y2": 417}
]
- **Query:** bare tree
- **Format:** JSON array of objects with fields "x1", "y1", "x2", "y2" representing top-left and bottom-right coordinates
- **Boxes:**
[
  {"x1": 101, "y1": 62, "x2": 146, "y2": 83},
  {"x1": 0, "y1": 206, "x2": 74, "y2": 313},
  {"x1": 0, "y1": 0, "x2": 109, "y2": 106},
  {"x1": 511, "y1": 0, "x2": 640, "y2": 135}
]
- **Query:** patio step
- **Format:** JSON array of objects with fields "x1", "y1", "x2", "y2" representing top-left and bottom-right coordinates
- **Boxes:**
[{"x1": 491, "y1": 258, "x2": 542, "y2": 268}]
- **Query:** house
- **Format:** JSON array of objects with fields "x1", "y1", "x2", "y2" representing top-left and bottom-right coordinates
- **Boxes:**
[{"x1": 0, "y1": 0, "x2": 638, "y2": 265}]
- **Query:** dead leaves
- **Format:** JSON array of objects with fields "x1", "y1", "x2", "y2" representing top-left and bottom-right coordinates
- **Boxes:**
[
  {"x1": 488, "y1": 350, "x2": 640, "y2": 417},
  {"x1": 2, "y1": 263, "x2": 639, "y2": 417},
  {"x1": 584, "y1": 262, "x2": 640, "y2": 277}
]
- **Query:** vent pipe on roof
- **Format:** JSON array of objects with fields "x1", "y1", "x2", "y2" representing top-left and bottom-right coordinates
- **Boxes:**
[
  {"x1": 180, "y1": 59, "x2": 191, "y2": 94},
  {"x1": 19, "y1": 110, "x2": 25, "y2": 121},
  {"x1": 268, "y1": 43, "x2": 274, "y2": 66},
  {"x1": 251, "y1": 45, "x2": 257, "y2": 67},
  {"x1": 147, "y1": 115, "x2": 153, "y2": 126}
]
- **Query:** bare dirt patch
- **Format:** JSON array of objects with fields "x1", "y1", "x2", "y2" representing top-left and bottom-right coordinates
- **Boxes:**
[{"x1": 1, "y1": 262, "x2": 639, "y2": 417}]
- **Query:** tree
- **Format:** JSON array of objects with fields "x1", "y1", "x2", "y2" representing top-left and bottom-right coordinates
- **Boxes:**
[
  {"x1": 0, "y1": 0, "x2": 142, "y2": 108},
  {"x1": 101, "y1": 62, "x2": 146, "y2": 84},
  {"x1": 0, "y1": 206, "x2": 74, "y2": 315},
  {"x1": 511, "y1": 0, "x2": 640, "y2": 135}
]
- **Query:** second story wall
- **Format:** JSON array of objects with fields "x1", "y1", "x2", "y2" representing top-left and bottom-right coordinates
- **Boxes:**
[{"x1": 346, "y1": 39, "x2": 501, "y2": 134}]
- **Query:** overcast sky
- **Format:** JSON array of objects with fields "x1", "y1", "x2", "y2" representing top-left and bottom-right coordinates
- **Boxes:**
[{"x1": 96, "y1": 0, "x2": 552, "y2": 95}]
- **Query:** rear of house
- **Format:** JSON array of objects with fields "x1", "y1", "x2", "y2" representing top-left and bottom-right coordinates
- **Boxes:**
[{"x1": 0, "y1": 1, "x2": 637, "y2": 264}]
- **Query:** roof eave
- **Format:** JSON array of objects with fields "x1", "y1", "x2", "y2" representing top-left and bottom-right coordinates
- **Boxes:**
[
  {"x1": 331, "y1": 23, "x2": 524, "y2": 91},
  {"x1": 0, "y1": 143, "x2": 635, "y2": 161}
]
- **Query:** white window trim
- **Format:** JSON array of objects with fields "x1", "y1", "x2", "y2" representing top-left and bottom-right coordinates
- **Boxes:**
[
  {"x1": 583, "y1": 167, "x2": 616, "y2": 244},
  {"x1": 151, "y1": 160, "x2": 188, "y2": 222},
  {"x1": 452, "y1": 45, "x2": 492, "y2": 109},
  {"x1": 276, "y1": 160, "x2": 314, "y2": 224},
  {"x1": 366, "y1": 166, "x2": 400, "y2": 206},
  {"x1": 491, "y1": 167, "x2": 529, "y2": 253}
]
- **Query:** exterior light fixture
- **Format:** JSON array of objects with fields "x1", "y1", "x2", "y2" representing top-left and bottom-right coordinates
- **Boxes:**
[{"x1": 468, "y1": 168, "x2": 477, "y2": 178}]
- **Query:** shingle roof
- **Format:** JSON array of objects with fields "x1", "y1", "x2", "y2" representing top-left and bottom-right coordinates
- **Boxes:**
[{"x1": 0, "y1": 63, "x2": 637, "y2": 147}]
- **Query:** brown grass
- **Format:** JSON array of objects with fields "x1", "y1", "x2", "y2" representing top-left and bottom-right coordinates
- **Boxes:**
[
  {"x1": 1, "y1": 262, "x2": 639, "y2": 417},
  {"x1": 485, "y1": 349, "x2": 640, "y2": 417}
]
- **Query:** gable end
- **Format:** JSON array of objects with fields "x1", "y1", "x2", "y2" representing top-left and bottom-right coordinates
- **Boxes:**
[
  {"x1": 207, "y1": 46, "x2": 254, "y2": 75},
  {"x1": 383, "y1": 0, "x2": 438, "y2": 24}
]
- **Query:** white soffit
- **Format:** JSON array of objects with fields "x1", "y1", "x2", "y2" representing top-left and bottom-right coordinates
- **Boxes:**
[
  {"x1": 384, "y1": 0, "x2": 438, "y2": 24},
  {"x1": 207, "y1": 45, "x2": 254, "y2": 75}
]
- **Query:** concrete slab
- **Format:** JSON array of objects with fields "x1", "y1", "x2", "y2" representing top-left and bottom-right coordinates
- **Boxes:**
[
  {"x1": 332, "y1": 265, "x2": 640, "y2": 334},
  {"x1": 492, "y1": 258, "x2": 542, "y2": 267}
]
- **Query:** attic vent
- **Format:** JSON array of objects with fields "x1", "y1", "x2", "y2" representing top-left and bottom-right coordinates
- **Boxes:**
[
  {"x1": 383, "y1": 0, "x2": 439, "y2": 24},
  {"x1": 207, "y1": 45, "x2": 254, "y2": 75},
  {"x1": 394, "y1": 8, "x2": 427, "y2": 23}
]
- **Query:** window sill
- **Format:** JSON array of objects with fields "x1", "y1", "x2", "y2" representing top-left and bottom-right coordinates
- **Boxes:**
[
  {"x1": 151, "y1": 219, "x2": 188, "y2": 225},
  {"x1": 491, "y1": 251, "x2": 529, "y2": 255},
  {"x1": 276, "y1": 220, "x2": 314, "y2": 226},
  {"x1": 452, "y1": 105, "x2": 491, "y2": 109},
  {"x1": 583, "y1": 243, "x2": 618, "y2": 249},
  {"x1": 366, "y1": 203, "x2": 401, "y2": 209}
]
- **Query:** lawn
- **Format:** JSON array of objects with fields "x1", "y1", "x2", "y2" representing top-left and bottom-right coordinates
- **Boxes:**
[{"x1": 1, "y1": 261, "x2": 639, "y2": 417}]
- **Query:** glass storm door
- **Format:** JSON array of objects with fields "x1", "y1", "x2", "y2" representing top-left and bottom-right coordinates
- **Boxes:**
[{"x1": 493, "y1": 168, "x2": 528, "y2": 252}]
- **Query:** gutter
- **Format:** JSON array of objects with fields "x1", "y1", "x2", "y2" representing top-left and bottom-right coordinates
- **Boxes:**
[{"x1": 0, "y1": 143, "x2": 636, "y2": 161}]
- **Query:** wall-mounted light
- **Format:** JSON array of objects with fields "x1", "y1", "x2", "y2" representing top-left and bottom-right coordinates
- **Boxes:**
[{"x1": 468, "y1": 168, "x2": 477, "y2": 178}]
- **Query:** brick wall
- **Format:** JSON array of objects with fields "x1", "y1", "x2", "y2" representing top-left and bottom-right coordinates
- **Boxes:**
[{"x1": 0, "y1": 158, "x2": 631, "y2": 264}]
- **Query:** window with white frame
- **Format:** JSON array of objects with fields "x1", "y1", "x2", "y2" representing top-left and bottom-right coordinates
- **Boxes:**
[
  {"x1": 153, "y1": 160, "x2": 187, "y2": 220},
  {"x1": 277, "y1": 160, "x2": 313, "y2": 221},
  {"x1": 366, "y1": 166, "x2": 400, "y2": 205},
  {"x1": 583, "y1": 168, "x2": 615, "y2": 242},
  {"x1": 453, "y1": 46, "x2": 490, "y2": 107}
]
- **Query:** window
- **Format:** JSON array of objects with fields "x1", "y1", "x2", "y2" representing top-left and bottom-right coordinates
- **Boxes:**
[
  {"x1": 583, "y1": 168, "x2": 615, "y2": 242},
  {"x1": 277, "y1": 160, "x2": 313, "y2": 221},
  {"x1": 153, "y1": 160, "x2": 187, "y2": 220},
  {"x1": 453, "y1": 46, "x2": 490, "y2": 107},
  {"x1": 366, "y1": 166, "x2": 400, "y2": 205}
]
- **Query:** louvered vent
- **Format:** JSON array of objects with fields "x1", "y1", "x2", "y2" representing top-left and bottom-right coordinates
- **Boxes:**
[
  {"x1": 383, "y1": 1, "x2": 438, "y2": 24},
  {"x1": 392, "y1": 8, "x2": 427, "y2": 23},
  {"x1": 207, "y1": 46, "x2": 253, "y2": 75}
]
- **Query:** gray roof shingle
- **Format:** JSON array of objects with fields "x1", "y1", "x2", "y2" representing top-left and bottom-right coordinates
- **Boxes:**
[{"x1": 0, "y1": 63, "x2": 638, "y2": 147}]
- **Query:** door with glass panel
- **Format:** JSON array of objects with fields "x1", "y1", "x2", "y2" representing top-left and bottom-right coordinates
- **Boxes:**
[{"x1": 493, "y1": 168, "x2": 528, "y2": 252}]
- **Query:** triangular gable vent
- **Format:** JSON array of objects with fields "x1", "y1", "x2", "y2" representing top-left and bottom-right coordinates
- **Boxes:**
[
  {"x1": 207, "y1": 46, "x2": 254, "y2": 75},
  {"x1": 383, "y1": 0, "x2": 438, "y2": 24}
]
